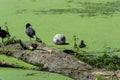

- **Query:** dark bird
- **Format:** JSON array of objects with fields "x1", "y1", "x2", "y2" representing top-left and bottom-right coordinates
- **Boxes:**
[
  {"x1": 63, "y1": 49, "x2": 75, "y2": 55},
  {"x1": 0, "y1": 27, "x2": 7, "y2": 43},
  {"x1": 25, "y1": 23, "x2": 36, "y2": 39},
  {"x1": 0, "y1": 27, "x2": 8, "y2": 51},
  {"x1": 31, "y1": 42, "x2": 38, "y2": 50},
  {"x1": 79, "y1": 40, "x2": 86, "y2": 48}
]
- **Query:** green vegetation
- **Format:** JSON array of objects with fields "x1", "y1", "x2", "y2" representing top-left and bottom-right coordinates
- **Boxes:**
[
  {"x1": 73, "y1": 35, "x2": 79, "y2": 51},
  {"x1": 76, "y1": 53, "x2": 120, "y2": 70},
  {"x1": 95, "y1": 75, "x2": 105, "y2": 80},
  {"x1": 39, "y1": 1, "x2": 120, "y2": 17}
]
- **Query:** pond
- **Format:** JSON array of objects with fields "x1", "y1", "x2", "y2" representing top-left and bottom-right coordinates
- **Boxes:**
[
  {"x1": 0, "y1": 0, "x2": 120, "y2": 55},
  {"x1": 0, "y1": 68, "x2": 72, "y2": 80}
]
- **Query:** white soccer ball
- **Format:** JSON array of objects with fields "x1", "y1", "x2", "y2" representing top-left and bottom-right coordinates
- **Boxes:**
[{"x1": 53, "y1": 34, "x2": 66, "y2": 45}]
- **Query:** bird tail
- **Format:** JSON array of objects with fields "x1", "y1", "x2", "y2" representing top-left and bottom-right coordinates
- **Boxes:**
[
  {"x1": 35, "y1": 35, "x2": 37, "y2": 39},
  {"x1": 31, "y1": 36, "x2": 34, "y2": 38}
]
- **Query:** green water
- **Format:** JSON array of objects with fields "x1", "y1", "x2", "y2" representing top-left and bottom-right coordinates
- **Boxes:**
[
  {"x1": 0, "y1": 54, "x2": 73, "y2": 80},
  {"x1": 0, "y1": 0, "x2": 120, "y2": 54},
  {"x1": 0, "y1": 54, "x2": 38, "y2": 69},
  {"x1": 0, "y1": 68, "x2": 72, "y2": 80},
  {"x1": 0, "y1": 0, "x2": 120, "y2": 79}
]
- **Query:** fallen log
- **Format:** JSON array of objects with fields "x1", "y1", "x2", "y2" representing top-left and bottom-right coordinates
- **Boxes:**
[{"x1": 0, "y1": 40, "x2": 93, "y2": 79}]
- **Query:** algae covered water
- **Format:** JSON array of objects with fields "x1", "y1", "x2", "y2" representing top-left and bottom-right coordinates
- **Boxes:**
[
  {"x1": 0, "y1": 68, "x2": 72, "y2": 80},
  {"x1": 0, "y1": 0, "x2": 120, "y2": 54}
]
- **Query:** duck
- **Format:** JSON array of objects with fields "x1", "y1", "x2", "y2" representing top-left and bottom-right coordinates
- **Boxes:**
[{"x1": 79, "y1": 40, "x2": 86, "y2": 48}]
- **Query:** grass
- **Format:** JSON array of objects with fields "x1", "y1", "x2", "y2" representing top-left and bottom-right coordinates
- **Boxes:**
[{"x1": 0, "y1": 68, "x2": 72, "y2": 80}]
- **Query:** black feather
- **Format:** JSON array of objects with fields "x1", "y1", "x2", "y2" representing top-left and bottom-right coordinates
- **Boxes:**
[{"x1": 25, "y1": 23, "x2": 36, "y2": 38}]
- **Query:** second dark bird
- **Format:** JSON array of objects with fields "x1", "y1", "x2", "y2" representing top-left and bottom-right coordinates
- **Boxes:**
[
  {"x1": 0, "y1": 27, "x2": 7, "y2": 43},
  {"x1": 25, "y1": 23, "x2": 36, "y2": 39},
  {"x1": 79, "y1": 40, "x2": 86, "y2": 48}
]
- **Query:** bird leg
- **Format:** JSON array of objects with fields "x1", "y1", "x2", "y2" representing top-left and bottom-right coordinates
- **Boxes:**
[
  {"x1": 35, "y1": 35, "x2": 42, "y2": 43},
  {"x1": 1, "y1": 39, "x2": 5, "y2": 51},
  {"x1": 2, "y1": 38, "x2": 3, "y2": 44},
  {"x1": 35, "y1": 35, "x2": 38, "y2": 39},
  {"x1": 30, "y1": 37, "x2": 32, "y2": 42}
]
